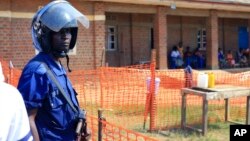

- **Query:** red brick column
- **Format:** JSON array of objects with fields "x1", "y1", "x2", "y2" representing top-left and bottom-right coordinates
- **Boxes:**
[
  {"x1": 94, "y1": 2, "x2": 106, "y2": 68},
  {"x1": 154, "y1": 6, "x2": 167, "y2": 69},
  {"x1": 206, "y1": 10, "x2": 219, "y2": 69},
  {"x1": 0, "y1": 17, "x2": 11, "y2": 62},
  {"x1": 0, "y1": 0, "x2": 11, "y2": 62}
]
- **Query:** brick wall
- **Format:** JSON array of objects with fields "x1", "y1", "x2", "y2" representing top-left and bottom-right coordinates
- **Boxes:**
[
  {"x1": 132, "y1": 14, "x2": 153, "y2": 64},
  {"x1": 0, "y1": 17, "x2": 11, "y2": 61},
  {"x1": 0, "y1": 0, "x2": 99, "y2": 70},
  {"x1": 219, "y1": 18, "x2": 248, "y2": 53},
  {"x1": 105, "y1": 12, "x2": 153, "y2": 66},
  {"x1": 1, "y1": 0, "x2": 249, "y2": 70},
  {"x1": 11, "y1": 18, "x2": 33, "y2": 68}
]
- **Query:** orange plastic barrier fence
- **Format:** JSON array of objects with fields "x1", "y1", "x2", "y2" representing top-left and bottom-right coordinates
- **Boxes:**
[
  {"x1": 87, "y1": 115, "x2": 158, "y2": 141},
  {"x1": 75, "y1": 67, "x2": 249, "y2": 131},
  {"x1": 2, "y1": 57, "x2": 250, "y2": 138},
  {"x1": 0, "y1": 59, "x2": 10, "y2": 81}
]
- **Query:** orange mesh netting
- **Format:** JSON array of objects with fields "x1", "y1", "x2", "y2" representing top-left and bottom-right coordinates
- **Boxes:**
[{"x1": 3, "y1": 58, "x2": 250, "y2": 139}]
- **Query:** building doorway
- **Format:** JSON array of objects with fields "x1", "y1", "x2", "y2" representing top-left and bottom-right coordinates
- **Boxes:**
[{"x1": 238, "y1": 26, "x2": 249, "y2": 50}]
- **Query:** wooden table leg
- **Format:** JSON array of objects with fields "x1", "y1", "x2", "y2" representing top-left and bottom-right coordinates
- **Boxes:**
[
  {"x1": 246, "y1": 96, "x2": 250, "y2": 125},
  {"x1": 225, "y1": 99, "x2": 229, "y2": 122},
  {"x1": 181, "y1": 92, "x2": 187, "y2": 129},
  {"x1": 202, "y1": 97, "x2": 208, "y2": 136}
]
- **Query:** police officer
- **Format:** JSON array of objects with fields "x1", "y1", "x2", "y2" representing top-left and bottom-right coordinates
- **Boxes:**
[{"x1": 17, "y1": 0, "x2": 89, "y2": 140}]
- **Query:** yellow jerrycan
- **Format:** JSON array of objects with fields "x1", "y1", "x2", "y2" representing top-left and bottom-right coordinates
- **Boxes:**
[{"x1": 208, "y1": 72, "x2": 215, "y2": 88}]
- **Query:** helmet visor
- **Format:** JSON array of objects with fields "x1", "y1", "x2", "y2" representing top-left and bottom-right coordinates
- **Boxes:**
[{"x1": 40, "y1": 1, "x2": 89, "y2": 32}]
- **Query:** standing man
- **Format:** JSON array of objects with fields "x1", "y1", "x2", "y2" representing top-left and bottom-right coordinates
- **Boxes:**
[
  {"x1": 17, "y1": 0, "x2": 90, "y2": 140},
  {"x1": 0, "y1": 62, "x2": 33, "y2": 141}
]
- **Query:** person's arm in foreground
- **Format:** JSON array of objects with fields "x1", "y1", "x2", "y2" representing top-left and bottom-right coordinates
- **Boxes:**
[
  {"x1": 0, "y1": 81, "x2": 33, "y2": 141},
  {"x1": 28, "y1": 109, "x2": 40, "y2": 141}
]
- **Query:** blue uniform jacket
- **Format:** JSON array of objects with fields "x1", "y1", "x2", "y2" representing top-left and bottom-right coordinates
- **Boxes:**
[{"x1": 18, "y1": 52, "x2": 80, "y2": 141}]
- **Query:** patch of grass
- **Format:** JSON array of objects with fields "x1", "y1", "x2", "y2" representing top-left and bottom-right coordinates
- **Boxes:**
[
  {"x1": 137, "y1": 122, "x2": 230, "y2": 141},
  {"x1": 83, "y1": 103, "x2": 243, "y2": 141}
]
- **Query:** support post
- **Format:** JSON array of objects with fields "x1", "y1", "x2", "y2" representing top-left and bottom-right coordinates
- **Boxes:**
[
  {"x1": 225, "y1": 99, "x2": 229, "y2": 122},
  {"x1": 246, "y1": 96, "x2": 250, "y2": 124},
  {"x1": 202, "y1": 97, "x2": 208, "y2": 135},
  {"x1": 98, "y1": 109, "x2": 103, "y2": 141},
  {"x1": 181, "y1": 92, "x2": 187, "y2": 129},
  {"x1": 149, "y1": 49, "x2": 156, "y2": 131}
]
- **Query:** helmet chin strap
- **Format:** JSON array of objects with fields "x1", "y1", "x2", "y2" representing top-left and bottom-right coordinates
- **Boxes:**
[
  {"x1": 52, "y1": 50, "x2": 72, "y2": 72},
  {"x1": 66, "y1": 54, "x2": 72, "y2": 72}
]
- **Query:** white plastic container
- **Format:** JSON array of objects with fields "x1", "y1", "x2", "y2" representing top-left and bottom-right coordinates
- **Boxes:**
[
  {"x1": 146, "y1": 77, "x2": 161, "y2": 94},
  {"x1": 197, "y1": 72, "x2": 208, "y2": 88}
]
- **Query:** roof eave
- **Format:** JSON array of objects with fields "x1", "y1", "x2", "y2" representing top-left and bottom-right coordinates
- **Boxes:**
[{"x1": 81, "y1": 0, "x2": 250, "y2": 12}]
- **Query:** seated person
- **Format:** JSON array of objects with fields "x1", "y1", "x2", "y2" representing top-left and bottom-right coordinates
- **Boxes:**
[
  {"x1": 235, "y1": 49, "x2": 242, "y2": 63},
  {"x1": 193, "y1": 47, "x2": 205, "y2": 69},
  {"x1": 235, "y1": 48, "x2": 248, "y2": 67},
  {"x1": 226, "y1": 50, "x2": 235, "y2": 67},
  {"x1": 239, "y1": 55, "x2": 247, "y2": 67},
  {"x1": 184, "y1": 46, "x2": 193, "y2": 67},
  {"x1": 240, "y1": 54, "x2": 248, "y2": 67},
  {"x1": 218, "y1": 48, "x2": 227, "y2": 68},
  {"x1": 170, "y1": 45, "x2": 183, "y2": 69},
  {"x1": 243, "y1": 48, "x2": 250, "y2": 62}
]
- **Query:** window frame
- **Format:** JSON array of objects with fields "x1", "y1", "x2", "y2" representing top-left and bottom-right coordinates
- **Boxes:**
[
  {"x1": 106, "y1": 26, "x2": 117, "y2": 51},
  {"x1": 197, "y1": 28, "x2": 206, "y2": 50}
]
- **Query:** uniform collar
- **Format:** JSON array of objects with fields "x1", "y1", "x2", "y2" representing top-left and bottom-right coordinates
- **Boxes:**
[{"x1": 39, "y1": 52, "x2": 66, "y2": 76}]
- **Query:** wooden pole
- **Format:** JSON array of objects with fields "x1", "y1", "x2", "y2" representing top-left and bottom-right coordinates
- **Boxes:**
[{"x1": 149, "y1": 49, "x2": 156, "y2": 131}]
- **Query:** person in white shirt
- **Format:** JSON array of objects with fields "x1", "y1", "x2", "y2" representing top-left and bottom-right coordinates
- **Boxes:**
[
  {"x1": 0, "y1": 62, "x2": 33, "y2": 141},
  {"x1": 170, "y1": 45, "x2": 183, "y2": 68}
]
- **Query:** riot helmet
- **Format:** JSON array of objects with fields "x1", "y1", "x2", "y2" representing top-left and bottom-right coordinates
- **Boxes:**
[{"x1": 31, "y1": 0, "x2": 89, "y2": 58}]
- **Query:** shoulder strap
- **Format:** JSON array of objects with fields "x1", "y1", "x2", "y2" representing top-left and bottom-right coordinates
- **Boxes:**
[{"x1": 41, "y1": 62, "x2": 78, "y2": 113}]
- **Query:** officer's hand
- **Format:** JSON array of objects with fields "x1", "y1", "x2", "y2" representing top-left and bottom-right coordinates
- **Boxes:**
[{"x1": 81, "y1": 128, "x2": 91, "y2": 141}]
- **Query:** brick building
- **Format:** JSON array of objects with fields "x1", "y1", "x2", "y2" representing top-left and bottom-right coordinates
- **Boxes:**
[{"x1": 1, "y1": 0, "x2": 250, "y2": 70}]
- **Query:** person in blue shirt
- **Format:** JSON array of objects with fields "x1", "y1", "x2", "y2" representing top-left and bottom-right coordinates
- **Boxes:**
[
  {"x1": 218, "y1": 47, "x2": 227, "y2": 68},
  {"x1": 17, "y1": 1, "x2": 90, "y2": 140}
]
